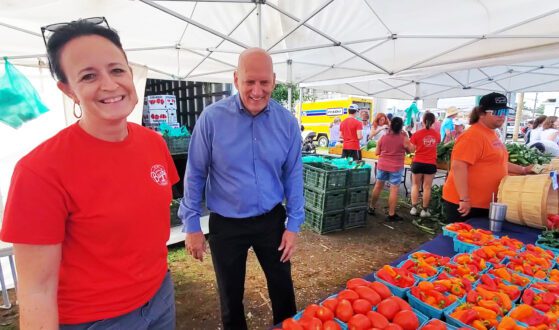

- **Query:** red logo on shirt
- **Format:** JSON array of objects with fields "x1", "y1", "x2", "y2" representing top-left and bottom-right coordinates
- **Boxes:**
[{"x1": 150, "y1": 165, "x2": 169, "y2": 186}]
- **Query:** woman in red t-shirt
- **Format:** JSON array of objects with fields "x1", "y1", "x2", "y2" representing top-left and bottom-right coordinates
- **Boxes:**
[{"x1": 409, "y1": 112, "x2": 441, "y2": 217}]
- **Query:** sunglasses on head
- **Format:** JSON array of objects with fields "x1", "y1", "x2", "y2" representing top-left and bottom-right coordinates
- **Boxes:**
[
  {"x1": 41, "y1": 17, "x2": 109, "y2": 47},
  {"x1": 486, "y1": 108, "x2": 509, "y2": 117}
]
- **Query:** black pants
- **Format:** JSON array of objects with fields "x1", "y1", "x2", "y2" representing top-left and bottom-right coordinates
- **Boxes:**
[
  {"x1": 208, "y1": 204, "x2": 296, "y2": 330},
  {"x1": 342, "y1": 149, "x2": 362, "y2": 160},
  {"x1": 444, "y1": 200, "x2": 489, "y2": 223}
]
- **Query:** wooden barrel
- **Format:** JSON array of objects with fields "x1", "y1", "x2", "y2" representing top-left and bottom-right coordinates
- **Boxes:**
[{"x1": 497, "y1": 174, "x2": 559, "y2": 228}]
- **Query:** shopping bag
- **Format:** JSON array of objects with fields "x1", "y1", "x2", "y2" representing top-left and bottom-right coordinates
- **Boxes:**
[{"x1": 0, "y1": 58, "x2": 49, "y2": 128}]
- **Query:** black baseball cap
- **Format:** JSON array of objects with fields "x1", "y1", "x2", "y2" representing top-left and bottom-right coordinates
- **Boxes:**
[{"x1": 479, "y1": 92, "x2": 512, "y2": 110}]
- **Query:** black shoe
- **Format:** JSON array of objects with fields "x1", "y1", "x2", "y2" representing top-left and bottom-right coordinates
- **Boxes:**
[
  {"x1": 386, "y1": 214, "x2": 404, "y2": 222},
  {"x1": 367, "y1": 207, "x2": 376, "y2": 215}
]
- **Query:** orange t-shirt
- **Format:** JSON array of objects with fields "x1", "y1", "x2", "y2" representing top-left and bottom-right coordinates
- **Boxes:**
[
  {"x1": 442, "y1": 123, "x2": 508, "y2": 209},
  {"x1": 0, "y1": 123, "x2": 179, "y2": 324}
]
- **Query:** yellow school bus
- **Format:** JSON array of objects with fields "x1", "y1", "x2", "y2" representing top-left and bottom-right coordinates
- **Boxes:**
[{"x1": 299, "y1": 97, "x2": 374, "y2": 147}]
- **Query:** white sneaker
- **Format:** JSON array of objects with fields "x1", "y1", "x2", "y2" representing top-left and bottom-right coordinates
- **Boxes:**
[
  {"x1": 410, "y1": 206, "x2": 418, "y2": 216},
  {"x1": 420, "y1": 209, "x2": 431, "y2": 218}
]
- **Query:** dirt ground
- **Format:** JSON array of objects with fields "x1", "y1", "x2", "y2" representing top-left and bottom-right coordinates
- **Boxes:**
[{"x1": 0, "y1": 195, "x2": 433, "y2": 330}]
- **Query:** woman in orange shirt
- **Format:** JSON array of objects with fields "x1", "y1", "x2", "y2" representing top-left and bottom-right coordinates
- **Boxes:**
[{"x1": 442, "y1": 92, "x2": 532, "y2": 222}]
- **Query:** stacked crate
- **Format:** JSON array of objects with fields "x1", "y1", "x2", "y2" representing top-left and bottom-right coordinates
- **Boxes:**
[
  {"x1": 303, "y1": 163, "x2": 371, "y2": 234},
  {"x1": 344, "y1": 166, "x2": 371, "y2": 229}
]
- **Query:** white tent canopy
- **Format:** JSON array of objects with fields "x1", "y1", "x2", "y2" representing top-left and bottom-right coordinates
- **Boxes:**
[
  {"x1": 2, "y1": 0, "x2": 559, "y2": 91},
  {"x1": 302, "y1": 57, "x2": 559, "y2": 99}
]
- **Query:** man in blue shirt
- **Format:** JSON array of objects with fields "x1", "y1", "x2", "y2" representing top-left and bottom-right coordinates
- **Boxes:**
[{"x1": 179, "y1": 48, "x2": 304, "y2": 329}]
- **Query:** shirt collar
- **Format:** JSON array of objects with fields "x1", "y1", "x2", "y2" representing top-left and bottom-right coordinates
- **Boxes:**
[{"x1": 234, "y1": 94, "x2": 271, "y2": 116}]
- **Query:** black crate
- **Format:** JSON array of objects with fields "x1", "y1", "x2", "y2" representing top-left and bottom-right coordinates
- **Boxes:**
[
  {"x1": 346, "y1": 186, "x2": 370, "y2": 207},
  {"x1": 344, "y1": 206, "x2": 368, "y2": 229},
  {"x1": 347, "y1": 167, "x2": 371, "y2": 187},
  {"x1": 304, "y1": 207, "x2": 344, "y2": 234},
  {"x1": 303, "y1": 163, "x2": 347, "y2": 191},
  {"x1": 304, "y1": 187, "x2": 346, "y2": 213}
]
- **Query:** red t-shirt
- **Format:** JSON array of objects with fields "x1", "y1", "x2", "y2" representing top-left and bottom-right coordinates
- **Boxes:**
[
  {"x1": 410, "y1": 128, "x2": 441, "y2": 165},
  {"x1": 377, "y1": 133, "x2": 406, "y2": 172},
  {"x1": 0, "y1": 123, "x2": 179, "y2": 324},
  {"x1": 340, "y1": 117, "x2": 363, "y2": 150}
]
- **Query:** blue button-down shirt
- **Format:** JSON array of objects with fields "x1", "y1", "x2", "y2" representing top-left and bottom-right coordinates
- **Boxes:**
[{"x1": 179, "y1": 94, "x2": 305, "y2": 233}]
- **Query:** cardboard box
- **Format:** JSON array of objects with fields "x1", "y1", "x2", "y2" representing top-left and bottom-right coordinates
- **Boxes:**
[
  {"x1": 145, "y1": 109, "x2": 168, "y2": 125},
  {"x1": 145, "y1": 95, "x2": 177, "y2": 110}
]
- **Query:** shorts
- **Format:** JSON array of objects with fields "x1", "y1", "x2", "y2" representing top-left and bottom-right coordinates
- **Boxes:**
[
  {"x1": 411, "y1": 162, "x2": 437, "y2": 175},
  {"x1": 341, "y1": 149, "x2": 362, "y2": 161},
  {"x1": 376, "y1": 168, "x2": 404, "y2": 185}
]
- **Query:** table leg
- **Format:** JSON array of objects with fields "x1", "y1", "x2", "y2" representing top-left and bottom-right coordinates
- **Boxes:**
[{"x1": 0, "y1": 261, "x2": 11, "y2": 309}]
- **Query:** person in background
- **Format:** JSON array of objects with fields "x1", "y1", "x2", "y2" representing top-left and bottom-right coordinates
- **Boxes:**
[
  {"x1": 368, "y1": 117, "x2": 414, "y2": 221},
  {"x1": 360, "y1": 110, "x2": 371, "y2": 146},
  {"x1": 370, "y1": 112, "x2": 390, "y2": 142},
  {"x1": 340, "y1": 104, "x2": 363, "y2": 160},
  {"x1": 409, "y1": 112, "x2": 441, "y2": 218},
  {"x1": 0, "y1": 18, "x2": 179, "y2": 329},
  {"x1": 387, "y1": 113, "x2": 394, "y2": 121},
  {"x1": 442, "y1": 92, "x2": 533, "y2": 223},
  {"x1": 180, "y1": 48, "x2": 303, "y2": 330},
  {"x1": 527, "y1": 115, "x2": 547, "y2": 144},
  {"x1": 540, "y1": 116, "x2": 559, "y2": 144},
  {"x1": 453, "y1": 118, "x2": 466, "y2": 139},
  {"x1": 440, "y1": 106, "x2": 459, "y2": 143},
  {"x1": 328, "y1": 117, "x2": 341, "y2": 147},
  {"x1": 522, "y1": 120, "x2": 534, "y2": 144}
]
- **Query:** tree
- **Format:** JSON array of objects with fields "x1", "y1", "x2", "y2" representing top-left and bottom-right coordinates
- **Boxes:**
[{"x1": 271, "y1": 83, "x2": 299, "y2": 107}]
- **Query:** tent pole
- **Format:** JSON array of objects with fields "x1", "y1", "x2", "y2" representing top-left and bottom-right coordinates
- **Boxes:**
[
  {"x1": 298, "y1": 87, "x2": 304, "y2": 126},
  {"x1": 513, "y1": 92, "x2": 524, "y2": 142},
  {"x1": 139, "y1": 0, "x2": 249, "y2": 49},
  {"x1": 287, "y1": 59, "x2": 293, "y2": 112},
  {"x1": 533, "y1": 93, "x2": 538, "y2": 119},
  {"x1": 266, "y1": 0, "x2": 334, "y2": 51},
  {"x1": 257, "y1": 2, "x2": 262, "y2": 48}
]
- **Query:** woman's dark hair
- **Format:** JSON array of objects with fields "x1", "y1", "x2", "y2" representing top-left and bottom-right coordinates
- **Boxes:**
[
  {"x1": 390, "y1": 116, "x2": 403, "y2": 134},
  {"x1": 469, "y1": 106, "x2": 484, "y2": 125},
  {"x1": 423, "y1": 112, "x2": 436, "y2": 129},
  {"x1": 46, "y1": 20, "x2": 126, "y2": 83},
  {"x1": 533, "y1": 115, "x2": 547, "y2": 129}
]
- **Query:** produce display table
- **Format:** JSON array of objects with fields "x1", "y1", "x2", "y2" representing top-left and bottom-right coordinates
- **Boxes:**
[{"x1": 382, "y1": 217, "x2": 542, "y2": 271}]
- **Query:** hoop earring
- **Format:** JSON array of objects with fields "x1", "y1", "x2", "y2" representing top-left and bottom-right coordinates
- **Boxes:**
[{"x1": 73, "y1": 102, "x2": 82, "y2": 119}]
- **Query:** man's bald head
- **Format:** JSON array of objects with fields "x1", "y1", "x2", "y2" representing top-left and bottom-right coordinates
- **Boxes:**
[
  {"x1": 237, "y1": 48, "x2": 273, "y2": 72},
  {"x1": 234, "y1": 48, "x2": 276, "y2": 116}
]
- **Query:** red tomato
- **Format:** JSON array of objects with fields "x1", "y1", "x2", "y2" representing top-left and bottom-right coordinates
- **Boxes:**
[
  {"x1": 376, "y1": 298, "x2": 400, "y2": 321},
  {"x1": 422, "y1": 319, "x2": 447, "y2": 330},
  {"x1": 354, "y1": 285, "x2": 381, "y2": 306},
  {"x1": 384, "y1": 323, "x2": 404, "y2": 330},
  {"x1": 369, "y1": 281, "x2": 393, "y2": 299},
  {"x1": 347, "y1": 278, "x2": 371, "y2": 289},
  {"x1": 347, "y1": 314, "x2": 372, "y2": 330},
  {"x1": 282, "y1": 318, "x2": 303, "y2": 330},
  {"x1": 366, "y1": 310, "x2": 389, "y2": 329},
  {"x1": 392, "y1": 310, "x2": 419, "y2": 330},
  {"x1": 335, "y1": 299, "x2": 354, "y2": 322},
  {"x1": 322, "y1": 298, "x2": 339, "y2": 313},
  {"x1": 302, "y1": 304, "x2": 320, "y2": 318},
  {"x1": 387, "y1": 296, "x2": 412, "y2": 311},
  {"x1": 323, "y1": 320, "x2": 342, "y2": 330},
  {"x1": 352, "y1": 298, "x2": 373, "y2": 315},
  {"x1": 315, "y1": 306, "x2": 334, "y2": 322},
  {"x1": 338, "y1": 289, "x2": 360, "y2": 302}
]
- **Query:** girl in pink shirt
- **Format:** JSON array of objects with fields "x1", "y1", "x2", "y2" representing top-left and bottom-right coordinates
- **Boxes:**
[{"x1": 368, "y1": 117, "x2": 415, "y2": 221}]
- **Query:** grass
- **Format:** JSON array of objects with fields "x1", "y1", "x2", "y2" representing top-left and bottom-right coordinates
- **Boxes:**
[{"x1": 168, "y1": 245, "x2": 187, "y2": 263}]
